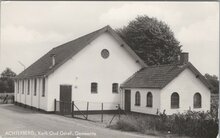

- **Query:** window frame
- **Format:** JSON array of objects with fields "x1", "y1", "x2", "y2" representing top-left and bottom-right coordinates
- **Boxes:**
[
  {"x1": 135, "y1": 91, "x2": 141, "y2": 106},
  {"x1": 34, "y1": 78, "x2": 37, "y2": 96},
  {"x1": 17, "y1": 81, "x2": 19, "y2": 93},
  {"x1": 27, "y1": 79, "x2": 30, "y2": 95},
  {"x1": 193, "y1": 92, "x2": 202, "y2": 108},
  {"x1": 101, "y1": 49, "x2": 110, "y2": 59},
  {"x1": 112, "y1": 83, "x2": 119, "y2": 93},
  {"x1": 171, "y1": 92, "x2": 179, "y2": 109},
  {"x1": 42, "y1": 78, "x2": 45, "y2": 97},
  {"x1": 22, "y1": 80, "x2": 25, "y2": 94},
  {"x1": 146, "y1": 92, "x2": 153, "y2": 107},
  {"x1": 91, "y1": 82, "x2": 98, "y2": 94}
]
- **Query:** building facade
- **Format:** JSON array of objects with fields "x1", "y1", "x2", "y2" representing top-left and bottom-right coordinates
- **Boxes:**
[{"x1": 14, "y1": 26, "x2": 212, "y2": 115}]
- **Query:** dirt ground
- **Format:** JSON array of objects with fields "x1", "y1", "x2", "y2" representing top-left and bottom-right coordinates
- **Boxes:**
[{"x1": 0, "y1": 104, "x2": 158, "y2": 138}]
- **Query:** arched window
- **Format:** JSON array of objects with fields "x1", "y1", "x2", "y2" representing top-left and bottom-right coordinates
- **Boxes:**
[
  {"x1": 171, "y1": 92, "x2": 179, "y2": 108},
  {"x1": 135, "y1": 91, "x2": 141, "y2": 106},
  {"x1": 194, "y1": 93, "x2": 201, "y2": 108},
  {"x1": 146, "y1": 92, "x2": 153, "y2": 107}
]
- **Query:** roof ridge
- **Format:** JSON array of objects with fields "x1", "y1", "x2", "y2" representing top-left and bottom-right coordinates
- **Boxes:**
[
  {"x1": 146, "y1": 63, "x2": 175, "y2": 68},
  {"x1": 146, "y1": 61, "x2": 192, "y2": 68}
]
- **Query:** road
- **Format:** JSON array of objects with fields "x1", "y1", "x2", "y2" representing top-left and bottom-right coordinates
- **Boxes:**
[{"x1": 0, "y1": 104, "x2": 159, "y2": 138}]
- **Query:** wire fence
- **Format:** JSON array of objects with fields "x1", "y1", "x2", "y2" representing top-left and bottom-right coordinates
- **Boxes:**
[
  {"x1": 0, "y1": 94, "x2": 14, "y2": 104},
  {"x1": 54, "y1": 99, "x2": 124, "y2": 124}
]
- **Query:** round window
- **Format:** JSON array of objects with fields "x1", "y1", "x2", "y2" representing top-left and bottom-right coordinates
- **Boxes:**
[{"x1": 101, "y1": 49, "x2": 109, "y2": 59}]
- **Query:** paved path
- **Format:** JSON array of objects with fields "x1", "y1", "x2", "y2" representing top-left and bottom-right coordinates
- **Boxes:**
[{"x1": 0, "y1": 104, "x2": 159, "y2": 138}]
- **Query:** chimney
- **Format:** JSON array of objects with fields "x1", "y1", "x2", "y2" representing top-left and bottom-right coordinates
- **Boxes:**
[
  {"x1": 179, "y1": 52, "x2": 189, "y2": 65},
  {"x1": 50, "y1": 54, "x2": 56, "y2": 68}
]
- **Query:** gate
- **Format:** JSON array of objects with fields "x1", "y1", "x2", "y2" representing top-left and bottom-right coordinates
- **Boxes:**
[
  {"x1": 54, "y1": 99, "x2": 124, "y2": 123},
  {"x1": 54, "y1": 100, "x2": 72, "y2": 115}
]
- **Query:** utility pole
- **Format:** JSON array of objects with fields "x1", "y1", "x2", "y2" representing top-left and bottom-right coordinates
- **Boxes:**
[{"x1": 0, "y1": 0, "x2": 2, "y2": 72}]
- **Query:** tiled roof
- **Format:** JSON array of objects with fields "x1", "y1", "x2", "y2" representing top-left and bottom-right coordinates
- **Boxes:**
[
  {"x1": 121, "y1": 62, "x2": 212, "y2": 89},
  {"x1": 15, "y1": 25, "x2": 146, "y2": 79}
]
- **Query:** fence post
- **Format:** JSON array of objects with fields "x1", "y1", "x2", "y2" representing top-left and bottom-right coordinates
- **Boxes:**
[
  {"x1": 101, "y1": 103, "x2": 103, "y2": 122},
  {"x1": 62, "y1": 102, "x2": 65, "y2": 116},
  {"x1": 54, "y1": 99, "x2": 56, "y2": 113},
  {"x1": 118, "y1": 104, "x2": 120, "y2": 120},
  {"x1": 86, "y1": 102, "x2": 89, "y2": 120},
  {"x1": 72, "y1": 101, "x2": 74, "y2": 118}
]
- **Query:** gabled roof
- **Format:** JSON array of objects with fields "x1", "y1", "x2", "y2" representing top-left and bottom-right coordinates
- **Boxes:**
[
  {"x1": 15, "y1": 25, "x2": 146, "y2": 79},
  {"x1": 121, "y1": 62, "x2": 212, "y2": 90}
]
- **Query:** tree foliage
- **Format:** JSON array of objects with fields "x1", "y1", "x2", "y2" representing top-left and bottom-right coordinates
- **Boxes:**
[
  {"x1": 0, "y1": 68, "x2": 16, "y2": 93},
  {"x1": 1, "y1": 68, "x2": 16, "y2": 79},
  {"x1": 116, "y1": 15, "x2": 182, "y2": 65},
  {"x1": 205, "y1": 73, "x2": 219, "y2": 94}
]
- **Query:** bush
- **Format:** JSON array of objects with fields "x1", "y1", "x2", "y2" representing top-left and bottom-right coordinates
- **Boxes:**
[
  {"x1": 108, "y1": 114, "x2": 161, "y2": 135},
  {"x1": 155, "y1": 111, "x2": 218, "y2": 138},
  {"x1": 109, "y1": 111, "x2": 218, "y2": 138}
]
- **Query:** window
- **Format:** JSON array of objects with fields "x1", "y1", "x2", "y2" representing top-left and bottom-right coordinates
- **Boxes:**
[
  {"x1": 135, "y1": 91, "x2": 141, "y2": 106},
  {"x1": 91, "y1": 82, "x2": 98, "y2": 93},
  {"x1": 17, "y1": 81, "x2": 19, "y2": 93},
  {"x1": 27, "y1": 80, "x2": 30, "y2": 95},
  {"x1": 171, "y1": 92, "x2": 179, "y2": 108},
  {"x1": 112, "y1": 83, "x2": 119, "y2": 93},
  {"x1": 194, "y1": 93, "x2": 201, "y2": 108},
  {"x1": 22, "y1": 80, "x2": 24, "y2": 94},
  {"x1": 101, "y1": 49, "x2": 109, "y2": 59},
  {"x1": 34, "y1": 78, "x2": 37, "y2": 96},
  {"x1": 42, "y1": 78, "x2": 45, "y2": 97},
  {"x1": 146, "y1": 92, "x2": 153, "y2": 107}
]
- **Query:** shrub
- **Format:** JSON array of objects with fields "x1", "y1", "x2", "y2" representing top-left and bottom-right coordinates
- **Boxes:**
[
  {"x1": 156, "y1": 111, "x2": 218, "y2": 138},
  {"x1": 108, "y1": 114, "x2": 159, "y2": 134},
  {"x1": 109, "y1": 111, "x2": 218, "y2": 138}
]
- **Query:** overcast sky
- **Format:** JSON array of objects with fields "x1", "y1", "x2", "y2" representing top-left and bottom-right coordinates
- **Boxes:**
[{"x1": 0, "y1": 2, "x2": 219, "y2": 77}]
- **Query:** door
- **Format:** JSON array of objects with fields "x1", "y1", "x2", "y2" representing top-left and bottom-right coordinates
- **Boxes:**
[
  {"x1": 124, "y1": 89, "x2": 131, "y2": 112},
  {"x1": 60, "y1": 85, "x2": 72, "y2": 115}
]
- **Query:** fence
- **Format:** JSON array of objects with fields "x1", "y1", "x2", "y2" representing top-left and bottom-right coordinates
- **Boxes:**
[
  {"x1": 54, "y1": 99, "x2": 124, "y2": 123},
  {"x1": 0, "y1": 94, "x2": 14, "y2": 104}
]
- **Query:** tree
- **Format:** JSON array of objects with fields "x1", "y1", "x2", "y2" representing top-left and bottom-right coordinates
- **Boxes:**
[
  {"x1": 205, "y1": 73, "x2": 219, "y2": 94},
  {"x1": 1, "y1": 68, "x2": 16, "y2": 79},
  {"x1": 0, "y1": 68, "x2": 16, "y2": 93},
  {"x1": 0, "y1": 80, "x2": 7, "y2": 93},
  {"x1": 116, "y1": 15, "x2": 182, "y2": 65}
]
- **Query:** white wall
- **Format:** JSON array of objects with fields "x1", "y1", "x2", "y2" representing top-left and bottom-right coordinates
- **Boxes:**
[
  {"x1": 160, "y1": 68, "x2": 211, "y2": 115},
  {"x1": 47, "y1": 32, "x2": 142, "y2": 111},
  {"x1": 30, "y1": 77, "x2": 47, "y2": 110},
  {"x1": 14, "y1": 76, "x2": 48, "y2": 111},
  {"x1": 126, "y1": 88, "x2": 161, "y2": 115}
]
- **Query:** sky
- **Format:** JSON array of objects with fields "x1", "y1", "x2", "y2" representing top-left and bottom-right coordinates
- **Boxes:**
[{"x1": 0, "y1": 1, "x2": 219, "y2": 77}]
